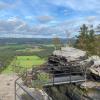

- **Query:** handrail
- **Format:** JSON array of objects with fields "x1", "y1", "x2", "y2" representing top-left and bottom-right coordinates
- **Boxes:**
[
  {"x1": 15, "y1": 72, "x2": 35, "y2": 100},
  {"x1": 16, "y1": 81, "x2": 35, "y2": 99},
  {"x1": 15, "y1": 72, "x2": 52, "y2": 100}
]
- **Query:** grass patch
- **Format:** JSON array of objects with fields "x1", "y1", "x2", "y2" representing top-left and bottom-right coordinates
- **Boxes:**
[
  {"x1": 32, "y1": 72, "x2": 50, "y2": 89},
  {"x1": 2, "y1": 56, "x2": 45, "y2": 74}
]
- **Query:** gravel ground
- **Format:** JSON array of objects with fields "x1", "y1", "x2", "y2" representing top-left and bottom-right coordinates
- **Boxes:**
[{"x1": 0, "y1": 74, "x2": 17, "y2": 100}]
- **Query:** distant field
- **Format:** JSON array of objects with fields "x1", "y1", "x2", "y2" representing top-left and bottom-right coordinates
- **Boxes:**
[
  {"x1": 0, "y1": 44, "x2": 29, "y2": 50},
  {"x1": 0, "y1": 43, "x2": 54, "y2": 74},
  {"x1": 16, "y1": 48, "x2": 43, "y2": 53},
  {"x1": 2, "y1": 56, "x2": 45, "y2": 74}
]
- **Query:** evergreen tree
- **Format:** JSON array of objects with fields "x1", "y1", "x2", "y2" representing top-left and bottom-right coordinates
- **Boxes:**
[
  {"x1": 75, "y1": 24, "x2": 89, "y2": 50},
  {"x1": 87, "y1": 27, "x2": 95, "y2": 54},
  {"x1": 75, "y1": 24, "x2": 97, "y2": 55}
]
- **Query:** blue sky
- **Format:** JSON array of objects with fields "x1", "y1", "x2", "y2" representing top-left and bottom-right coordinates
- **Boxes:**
[{"x1": 0, "y1": 0, "x2": 100, "y2": 38}]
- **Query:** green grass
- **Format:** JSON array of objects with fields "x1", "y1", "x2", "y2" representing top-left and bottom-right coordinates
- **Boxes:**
[
  {"x1": 32, "y1": 72, "x2": 50, "y2": 89},
  {"x1": 2, "y1": 56, "x2": 45, "y2": 74}
]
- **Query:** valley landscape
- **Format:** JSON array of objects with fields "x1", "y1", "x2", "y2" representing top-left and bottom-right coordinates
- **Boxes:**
[
  {"x1": 0, "y1": 0, "x2": 100, "y2": 100},
  {"x1": 0, "y1": 38, "x2": 59, "y2": 74},
  {"x1": 0, "y1": 31, "x2": 100, "y2": 100},
  {"x1": 0, "y1": 38, "x2": 56, "y2": 100}
]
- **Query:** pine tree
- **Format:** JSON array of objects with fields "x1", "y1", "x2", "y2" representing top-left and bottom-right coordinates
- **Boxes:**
[
  {"x1": 87, "y1": 27, "x2": 95, "y2": 54},
  {"x1": 75, "y1": 24, "x2": 89, "y2": 50},
  {"x1": 75, "y1": 24, "x2": 97, "y2": 55}
]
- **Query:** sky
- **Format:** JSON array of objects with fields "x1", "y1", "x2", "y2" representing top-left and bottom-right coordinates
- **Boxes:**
[{"x1": 0, "y1": 0, "x2": 100, "y2": 38}]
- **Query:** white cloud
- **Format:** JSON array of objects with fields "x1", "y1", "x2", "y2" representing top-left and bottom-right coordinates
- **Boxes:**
[
  {"x1": 86, "y1": 16, "x2": 97, "y2": 22},
  {"x1": 0, "y1": 0, "x2": 20, "y2": 10},
  {"x1": 36, "y1": 15, "x2": 54, "y2": 23},
  {"x1": 0, "y1": 15, "x2": 99, "y2": 38}
]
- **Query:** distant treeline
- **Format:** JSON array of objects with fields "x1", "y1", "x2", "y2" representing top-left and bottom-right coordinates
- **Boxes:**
[
  {"x1": 0, "y1": 48, "x2": 15, "y2": 72},
  {"x1": 0, "y1": 38, "x2": 75, "y2": 45}
]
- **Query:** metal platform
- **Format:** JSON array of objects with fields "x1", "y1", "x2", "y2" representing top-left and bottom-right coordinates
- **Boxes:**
[
  {"x1": 45, "y1": 75, "x2": 85, "y2": 86},
  {"x1": 15, "y1": 71, "x2": 85, "y2": 100}
]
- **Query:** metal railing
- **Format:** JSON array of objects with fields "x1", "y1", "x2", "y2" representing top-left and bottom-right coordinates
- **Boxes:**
[
  {"x1": 15, "y1": 67, "x2": 85, "y2": 100},
  {"x1": 15, "y1": 71, "x2": 36, "y2": 100},
  {"x1": 15, "y1": 72, "x2": 53, "y2": 100},
  {"x1": 31, "y1": 70, "x2": 85, "y2": 88}
]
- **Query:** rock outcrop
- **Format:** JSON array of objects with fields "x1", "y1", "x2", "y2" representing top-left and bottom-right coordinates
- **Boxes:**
[{"x1": 89, "y1": 56, "x2": 100, "y2": 81}]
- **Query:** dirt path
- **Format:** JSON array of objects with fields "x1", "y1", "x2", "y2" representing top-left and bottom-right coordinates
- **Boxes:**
[{"x1": 0, "y1": 74, "x2": 17, "y2": 100}]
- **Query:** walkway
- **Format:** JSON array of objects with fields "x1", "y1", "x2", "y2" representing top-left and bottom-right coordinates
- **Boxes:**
[
  {"x1": 0, "y1": 74, "x2": 17, "y2": 100},
  {"x1": 45, "y1": 75, "x2": 85, "y2": 86}
]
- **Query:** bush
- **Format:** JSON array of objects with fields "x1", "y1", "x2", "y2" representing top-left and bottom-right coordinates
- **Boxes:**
[{"x1": 32, "y1": 72, "x2": 50, "y2": 89}]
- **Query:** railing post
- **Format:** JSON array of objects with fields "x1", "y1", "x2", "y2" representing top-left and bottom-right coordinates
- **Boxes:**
[
  {"x1": 53, "y1": 71, "x2": 54, "y2": 86},
  {"x1": 69, "y1": 66, "x2": 71, "y2": 84},
  {"x1": 15, "y1": 80, "x2": 16, "y2": 100}
]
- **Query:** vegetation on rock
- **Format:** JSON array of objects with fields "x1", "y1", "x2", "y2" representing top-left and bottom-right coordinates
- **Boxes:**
[{"x1": 75, "y1": 24, "x2": 100, "y2": 56}]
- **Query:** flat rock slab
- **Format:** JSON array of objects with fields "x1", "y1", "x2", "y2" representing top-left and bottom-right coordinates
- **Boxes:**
[{"x1": 81, "y1": 81, "x2": 100, "y2": 89}]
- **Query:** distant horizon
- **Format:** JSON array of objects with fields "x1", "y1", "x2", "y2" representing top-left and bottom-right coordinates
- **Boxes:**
[{"x1": 0, "y1": 36, "x2": 72, "y2": 39}]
